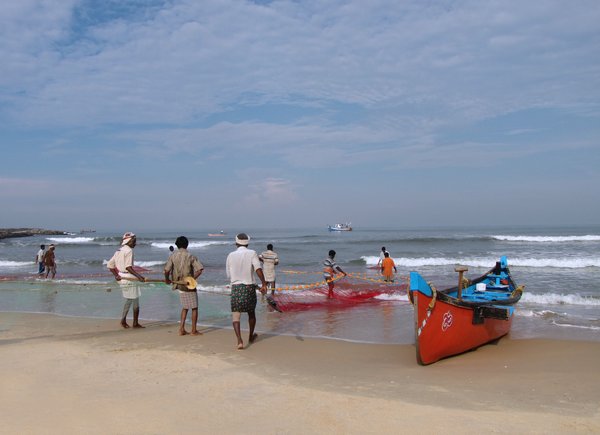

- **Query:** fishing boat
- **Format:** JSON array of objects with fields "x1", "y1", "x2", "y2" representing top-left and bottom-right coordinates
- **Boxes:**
[
  {"x1": 327, "y1": 222, "x2": 352, "y2": 231},
  {"x1": 208, "y1": 230, "x2": 226, "y2": 237},
  {"x1": 408, "y1": 256, "x2": 523, "y2": 365}
]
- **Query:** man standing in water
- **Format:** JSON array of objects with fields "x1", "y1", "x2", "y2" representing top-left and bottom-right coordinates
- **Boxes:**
[
  {"x1": 377, "y1": 246, "x2": 389, "y2": 267},
  {"x1": 323, "y1": 250, "x2": 347, "y2": 298},
  {"x1": 259, "y1": 243, "x2": 279, "y2": 296},
  {"x1": 43, "y1": 244, "x2": 57, "y2": 279},
  {"x1": 380, "y1": 251, "x2": 397, "y2": 282},
  {"x1": 35, "y1": 244, "x2": 45, "y2": 276},
  {"x1": 108, "y1": 232, "x2": 146, "y2": 329},
  {"x1": 164, "y1": 236, "x2": 204, "y2": 336},
  {"x1": 226, "y1": 233, "x2": 267, "y2": 350}
]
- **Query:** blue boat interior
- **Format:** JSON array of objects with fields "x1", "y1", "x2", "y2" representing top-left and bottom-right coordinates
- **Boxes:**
[{"x1": 410, "y1": 256, "x2": 516, "y2": 316}]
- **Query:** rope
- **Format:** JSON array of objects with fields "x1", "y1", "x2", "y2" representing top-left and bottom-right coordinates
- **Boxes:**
[{"x1": 417, "y1": 283, "x2": 437, "y2": 337}]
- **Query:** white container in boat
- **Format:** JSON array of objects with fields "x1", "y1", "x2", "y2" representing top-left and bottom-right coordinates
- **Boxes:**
[{"x1": 476, "y1": 283, "x2": 486, "y2": 292}]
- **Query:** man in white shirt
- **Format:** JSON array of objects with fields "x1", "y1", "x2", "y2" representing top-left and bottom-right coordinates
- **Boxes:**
[
  {"x1": 226, "y1": 233, "x2": 267, "y2": 350},
  {"x1": 259, "y1": 243, "x2": 279, "y2": 296},
  {"x1": 107, "y1": 232, "x2": 147, "y2": 329},
  {"x1": 35, "y1": 244, "x2": 45, "y2": 276}
]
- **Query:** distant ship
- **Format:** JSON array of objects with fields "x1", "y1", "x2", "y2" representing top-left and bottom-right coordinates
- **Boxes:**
[
  {"x1": 79, "y1": 229, "x2": 96, "y2": 234},
  {"x1": 208, "y1": 230, "x2": 226, "y2": 237},
  {"x1": 327, "y1": 223, "x2": 352, "y2": 232}
]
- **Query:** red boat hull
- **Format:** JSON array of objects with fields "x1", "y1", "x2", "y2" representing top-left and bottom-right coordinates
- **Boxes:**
[{"x1": 413, "y1": 291, "x2": 513, "y2": 365}]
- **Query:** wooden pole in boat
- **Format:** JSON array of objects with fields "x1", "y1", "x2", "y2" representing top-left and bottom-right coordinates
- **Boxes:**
[{"x1": 454, "y1": 265, "x2": 468, "y2": 300}]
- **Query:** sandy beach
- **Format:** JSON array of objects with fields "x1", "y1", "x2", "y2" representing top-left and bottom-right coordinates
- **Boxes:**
[{"x1": 1, "y1": 312, "x2": 598, "y2": 434}]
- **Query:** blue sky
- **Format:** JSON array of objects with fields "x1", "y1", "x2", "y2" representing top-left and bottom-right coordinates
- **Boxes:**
[{"x1": 1, "y1": 0, "x2": 599, "y2": 231}]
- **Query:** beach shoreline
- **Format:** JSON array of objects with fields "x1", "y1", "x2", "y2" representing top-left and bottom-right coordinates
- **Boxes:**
[{"x1": 1, "y1": 312, "x2": 598, "y2": 434}]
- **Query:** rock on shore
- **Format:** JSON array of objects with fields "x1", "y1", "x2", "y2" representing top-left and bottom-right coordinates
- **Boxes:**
[{"x1": 0, "y1": 228, "x2": 67, "y2": 240}]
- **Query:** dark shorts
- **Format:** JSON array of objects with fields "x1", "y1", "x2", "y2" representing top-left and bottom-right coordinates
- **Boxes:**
[
  {"x1": 230, "y1": 284, "x2": 257, "y2": 313},
  {"x1": 179, "y1": 290, "x2": 198, "y2": 309}
]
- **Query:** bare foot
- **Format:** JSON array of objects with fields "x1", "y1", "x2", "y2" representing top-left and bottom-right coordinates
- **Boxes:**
[
  {"x1": 133, "y1": 323, "x2": 145, "y2": 329},
  {"x1": 249, "y1": 333, "x2": 258, "y2": 344},
  {"x1": 179, "y1": 329, "x2": 188, "y2": 336},
  {"x1": 120, "y1": 321, "x2": 130, "y2": 329},
  {"x1": 237, "y1": 342, "x2": 244, "y2": 350},
  {"x1": 190, "y1": 331, "x2": 202, "y2": 336}
]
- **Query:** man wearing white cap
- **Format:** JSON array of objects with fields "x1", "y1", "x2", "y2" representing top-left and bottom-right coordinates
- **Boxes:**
[
  {"x1": 226, "y1": 233, "x2": 267, "y2": 350},
  {"x1": 107, "y1": 232, "x2": 147, "y2": 329}
]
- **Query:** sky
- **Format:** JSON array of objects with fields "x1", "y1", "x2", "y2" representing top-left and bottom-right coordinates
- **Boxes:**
[{"x1": 1, "y1": 0, "x2": 599, "y2": 232}]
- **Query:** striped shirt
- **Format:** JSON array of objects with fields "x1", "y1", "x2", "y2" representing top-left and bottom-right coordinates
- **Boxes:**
[{"x1": 323, "y1": 257, "x2": 337, "y2": 279}]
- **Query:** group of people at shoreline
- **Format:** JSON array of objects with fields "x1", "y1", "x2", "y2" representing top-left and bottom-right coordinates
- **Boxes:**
[
  {"x1": 35, "y1": 244, "x2": 57, "y2": 279},
  {"x1": 32, "y1": 233, "x2": 398, "y2": 350},
  {"x1": 107, "y1": 232, "x2": 285, "y2": 350}
]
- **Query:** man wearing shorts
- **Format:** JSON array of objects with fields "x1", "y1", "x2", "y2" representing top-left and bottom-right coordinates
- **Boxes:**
[
  {"x1": 226, "y1": 233, "x2": 267, "y2": 350},
  {"x1": 107, "y1": 232, "x2": 146, "y2": 329},
  {"x1": 164, "y1": 236, "x2": 204, "y2": 336}
]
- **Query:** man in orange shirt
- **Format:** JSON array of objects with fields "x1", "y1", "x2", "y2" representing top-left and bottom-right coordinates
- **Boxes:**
[{"x1": 381, "y1": 252, "x2": 397, "y2": 282}]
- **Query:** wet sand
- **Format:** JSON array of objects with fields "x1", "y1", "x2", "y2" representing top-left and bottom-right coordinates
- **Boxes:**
[{"x1": 1, "y1": 312, "x2": 599, "y2": 434}]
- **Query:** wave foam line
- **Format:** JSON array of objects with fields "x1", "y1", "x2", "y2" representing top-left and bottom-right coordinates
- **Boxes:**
[
  {"x1": 361, "y1": 256, "x2": 600, "y2": 268},
  {"x1": 520, "y1": 293, "x2": 600, "y2": 306},
  {"x1": 151, "y1": 241, "x2": 229, "y2": 249},
  {"x1": 45, "y1": 237, "x2": 95, "y2": 243},
  {"x1": 492, "y1": 235, "x2": 600, "y2": 242}
]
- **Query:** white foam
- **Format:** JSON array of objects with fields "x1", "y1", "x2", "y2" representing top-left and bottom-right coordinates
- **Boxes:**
[
  {"x1": 135, "y1": 261, "x2": 165, "y2": 268},
  {"x1": 101, "y1": 260, "x2": 165, "y2": 268},
  {"x1": 0, "y1": 260, "x2": 32, "y2": 268},
  {"x1": 361, "y1": 255, "x2": 600, "y2": 269},
  {"x1": 197, "y1": 284, "x2": 231, "y2": 294},
  {"x1": 46, "y1": 237, "x2": 95, "y2": 244},
  {"x1": 550, "y1": 321, "x2": 600, "y2": 331},
  {"x1": 151, "y1": 241, "x2": 229, "y2": 249},
  {"x1": 521, "y1": 293, "x2": 600, "y2": 306},
  {"x1": 492, "y1": 235, "x2": 600, "y2": 242},
  {"x1": 374, "y1": 293, "x2": 408, "y2": 301}
]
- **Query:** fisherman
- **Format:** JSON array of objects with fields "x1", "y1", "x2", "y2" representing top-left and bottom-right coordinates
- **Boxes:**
[
  {"x1": 35, "y1": 244, "x2": 46, "y2": 276},
  {"x1": 43, "y1": 244, "x2": 56, "y2": 279},
  {"x1": 225, "y1": 233, "x2": 267, "y2": 350},
  {"x1": 107, "y1": 232, "x2": 146, "y2": 329},
  {"x1": 381, "y1": 251, "x2": 397, "y2": 282},
  {"x1": 376, "y1": 246, "x2": 389, "y2": 267},
  {"x1": 164, "y1": 236, "x2": 204, "y2": 336},
  {"x1": 323, "y1": 250, "x2": 347, "y2": 298},
  {"x1": 259, "y1": 243, "x2": 279, "y2": 296}
]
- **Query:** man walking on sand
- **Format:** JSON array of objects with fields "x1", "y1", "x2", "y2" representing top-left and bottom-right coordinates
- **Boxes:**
[
  {"x1": 226, "y1": 233, "x2": 267, "y2": 350},
  {"x1": 164, "y1": 236, "x2": 204, "y2": 336},
  {"x1": 108, "y1": 232, "x2": 146, "y2": 329}
]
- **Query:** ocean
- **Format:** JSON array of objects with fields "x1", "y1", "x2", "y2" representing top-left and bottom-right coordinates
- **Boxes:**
[{"x1": 1, "y1": 225, "x2": 599, "y2": 344}]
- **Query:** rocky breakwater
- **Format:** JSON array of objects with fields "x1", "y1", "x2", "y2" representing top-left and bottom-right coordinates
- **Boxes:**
[{"x1": 0, "y1": 228, "x2": 67, "y2": 240}]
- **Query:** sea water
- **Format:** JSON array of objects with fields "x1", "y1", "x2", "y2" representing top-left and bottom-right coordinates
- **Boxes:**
[{"x1": 0, "y1": 225, "x2": 599, "y2": 343}]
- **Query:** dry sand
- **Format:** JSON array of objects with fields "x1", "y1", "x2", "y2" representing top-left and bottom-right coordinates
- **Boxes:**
[{"x1": 1, "y1": 312, "x2": 599, "y2": 434}]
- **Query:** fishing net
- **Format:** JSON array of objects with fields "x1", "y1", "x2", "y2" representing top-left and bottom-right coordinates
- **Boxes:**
[{"x1": 270, "y1": 280, "x2": 406, "y2": 312}]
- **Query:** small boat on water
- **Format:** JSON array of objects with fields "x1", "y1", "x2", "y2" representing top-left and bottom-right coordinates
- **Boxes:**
[
  {"x1": 208, "y1": 230, "x2": 226, "y2": 237},
  {"x1": 328, "y1": 223, "x2": 352, "y2": 232},
  {"x1": 408, "y1": 256, "x2": 523, "y2": 365}
]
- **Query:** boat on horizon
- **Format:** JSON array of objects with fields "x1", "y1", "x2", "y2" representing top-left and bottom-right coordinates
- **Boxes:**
[
  {"x1": 408, "y1": 256, "x2": 523, "y2": 365},
  {"x1": 79, "y1": 229, "x2": 96, "y2": 234},
  {"x1": 208, "y1": 230, "x2": 226, "y2": 237},
  {"x1": 327, "y1": 222, "x2": 352, "y2": 232}
]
